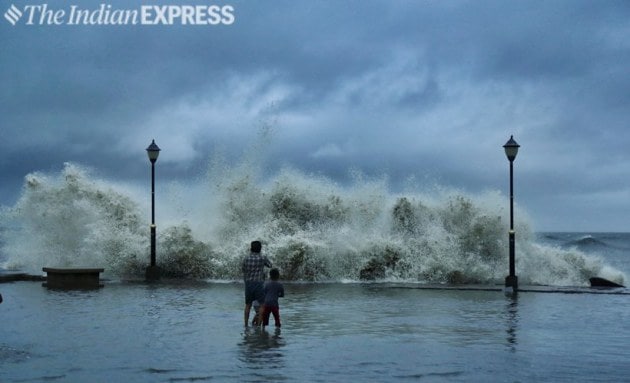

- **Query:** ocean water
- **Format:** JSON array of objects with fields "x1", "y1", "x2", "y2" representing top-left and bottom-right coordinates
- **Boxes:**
[{"x1": 1, "y1": 163, "x2": 630, "y2": 381}]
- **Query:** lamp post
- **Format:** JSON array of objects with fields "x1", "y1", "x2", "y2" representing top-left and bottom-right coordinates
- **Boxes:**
[
  {"x1": 146, "y1": 139, "x2": 161, "y2": 281},
  {"x1": 503, "y1": 135, "x2": 519, "y2": 291}
]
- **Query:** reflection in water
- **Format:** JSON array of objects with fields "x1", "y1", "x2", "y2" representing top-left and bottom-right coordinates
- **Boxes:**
[
  {"x1": 238, "y1": 327, "x2": 286, "y2": 376},
  {"x1": 505, "y1": 294, "x2": 519, "y2": 351}
]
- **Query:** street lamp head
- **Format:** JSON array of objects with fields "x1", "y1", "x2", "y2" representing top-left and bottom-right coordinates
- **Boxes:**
[
  {"x1": 146, "y1": 139, "x2": 161, "y2": 163},
  {"x1": 503, "y1": 135, "x2": 520, "y2": 162}
]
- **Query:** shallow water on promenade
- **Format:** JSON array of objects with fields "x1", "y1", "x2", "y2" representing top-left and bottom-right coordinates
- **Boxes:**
[{"x1": 1, "y1": 281, "x2": 629, "y2": 382}]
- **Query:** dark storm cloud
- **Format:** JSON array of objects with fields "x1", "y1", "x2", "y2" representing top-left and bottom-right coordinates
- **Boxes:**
[{"x1": 0, "y1": 0, "x2": 629, "y2": 230}]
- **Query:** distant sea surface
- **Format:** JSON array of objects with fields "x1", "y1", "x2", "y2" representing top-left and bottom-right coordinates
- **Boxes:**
[{"x1": 537, "y1": 232, "x2": 630, "y2": 276}]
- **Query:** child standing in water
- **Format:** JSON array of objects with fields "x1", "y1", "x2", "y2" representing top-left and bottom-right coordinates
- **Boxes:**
[{"x1": 261, "y1": 268, "x2": 284, "y2": 328}]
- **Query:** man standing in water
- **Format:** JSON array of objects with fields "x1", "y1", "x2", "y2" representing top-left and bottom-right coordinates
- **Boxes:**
[{"x1": 242, "y1": 240, "x2": 272, "y2": 327}]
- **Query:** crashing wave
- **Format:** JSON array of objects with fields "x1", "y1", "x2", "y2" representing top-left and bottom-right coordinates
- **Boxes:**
[{"x1": 0, "y1": 162, "x2": 625, "y2": 287}]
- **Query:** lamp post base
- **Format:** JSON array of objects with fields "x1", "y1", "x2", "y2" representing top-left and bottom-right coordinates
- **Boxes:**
[
  {"x1": 505, "y1": 275, "x2": 518, "y2": 291},
  {"x1": 146, "y1": 265, "x2": 161, "y2": 281}
]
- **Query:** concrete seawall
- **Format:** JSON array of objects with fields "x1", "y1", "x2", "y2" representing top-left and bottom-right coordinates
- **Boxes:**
[{"x1": 0, "y1": 273, "x2": 46, "y2": 283}]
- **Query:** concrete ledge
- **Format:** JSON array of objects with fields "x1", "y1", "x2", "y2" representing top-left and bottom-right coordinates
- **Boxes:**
[
  {"x1": 42, "y1": 267, "x2": 104, "y2": 289},
  {"x1": 0, "y1": 273, "x2": 46, "y2": 283}
]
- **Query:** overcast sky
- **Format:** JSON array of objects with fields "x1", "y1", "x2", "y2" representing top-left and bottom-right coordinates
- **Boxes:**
[{"x1": 1, "y1": 0, "x2": 629, "y2": 231}]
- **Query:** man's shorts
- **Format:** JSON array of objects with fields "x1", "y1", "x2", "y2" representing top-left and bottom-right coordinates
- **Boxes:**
[{"x1": 245, "y1": 281, "x2": 264, "y2": 305}]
